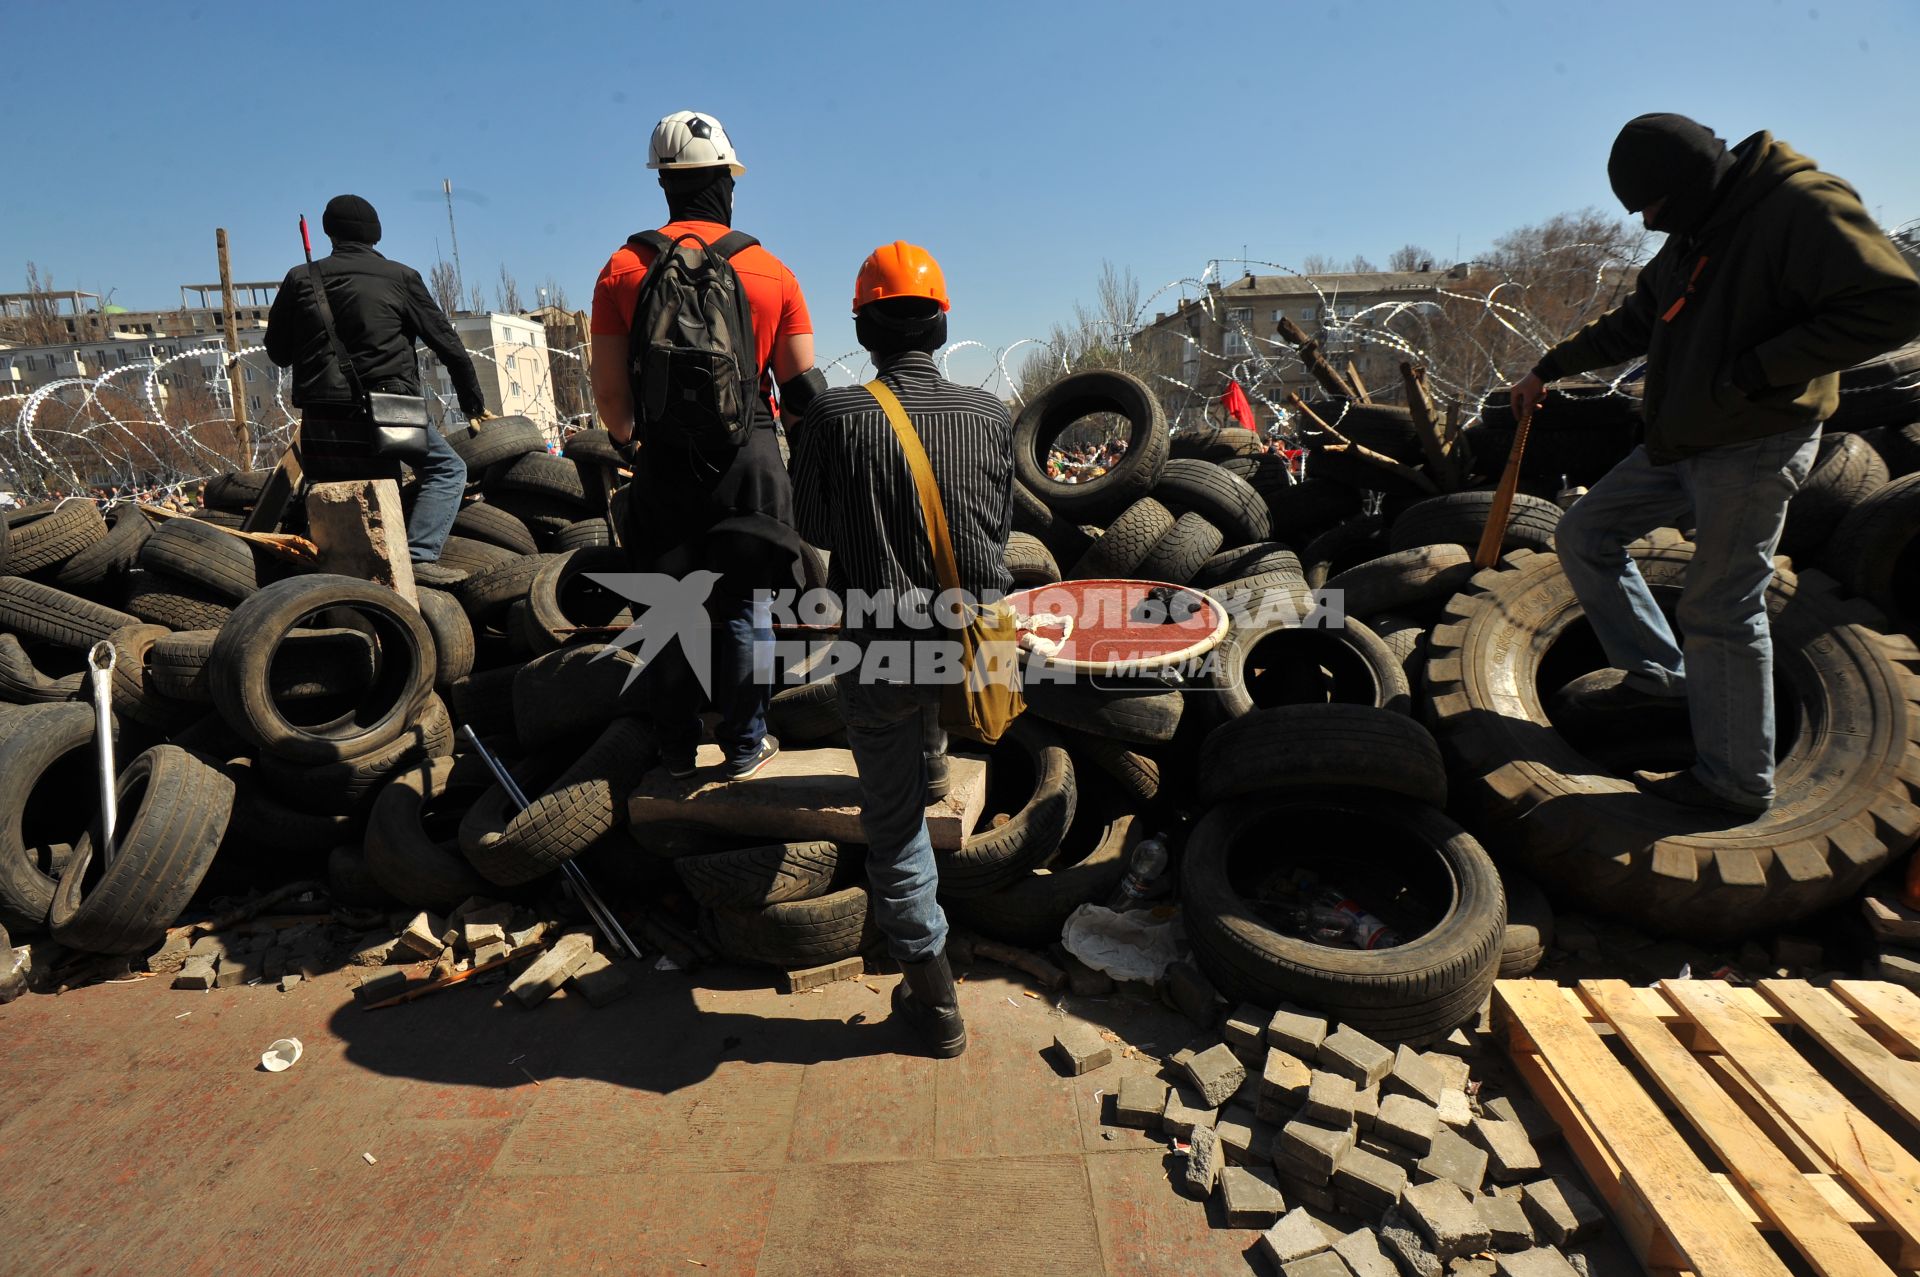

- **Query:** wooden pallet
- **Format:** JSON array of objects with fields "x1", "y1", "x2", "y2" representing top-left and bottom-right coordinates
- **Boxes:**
[{"x1": 1493, "y1": 978, "x2": 1920, "y2": 1277}]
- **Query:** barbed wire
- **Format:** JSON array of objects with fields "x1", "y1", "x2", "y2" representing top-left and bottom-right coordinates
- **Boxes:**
[{"x1": 4, "y1": 245, "x2": 1916, "y2": 505}]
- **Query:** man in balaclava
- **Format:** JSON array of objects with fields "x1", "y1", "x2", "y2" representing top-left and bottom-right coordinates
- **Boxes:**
[
  {"x1": 788, "y1": 243, "x2": 1016, "y2": 1058},
  {"x1": 265, "y1": 194, "x2": 488, "y2": 568},
  {"x1": 588, "y1": 111, "x2": 822, "y2": 783},
  {"x1": 1508, "y1": 114, "x2": 1920, "y2": 817}
]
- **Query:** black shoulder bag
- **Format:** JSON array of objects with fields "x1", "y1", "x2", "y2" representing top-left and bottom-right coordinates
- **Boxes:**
[{"x1": 304, "y1": 260, "x2": 433, "y2": 456}]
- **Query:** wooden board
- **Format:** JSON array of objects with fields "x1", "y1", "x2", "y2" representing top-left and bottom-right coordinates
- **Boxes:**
[
  {"x1": 1583, "y1": 979, "x2": 1893, "y2": 1277},
  {"x1": 1496, "y1": 980, "x2": 1794, "y2": 1276},
  {"x1": 1829, "y1": 980, "x2": 1920, "y2": 1066},
  {"x1": 1758, "y1": 979, "x2": 1920, "y2": 1134},
  {"x1": 1660, "y1": 980, "x2": 1920, "y2": 1266}
]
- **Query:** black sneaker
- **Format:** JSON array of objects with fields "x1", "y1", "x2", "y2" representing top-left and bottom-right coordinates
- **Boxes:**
[
  {"x1": 665, "y1": 758, "x2": 700, "y2": 781},
  {"x1": 1551, "y1": 668, "x2": 1688, "y2": 716},
  {"x1": 1632, "y1": 768, "x2": 1771, "y2": 818},
  {"x1": 725, "y1": 735, "x2": 780, "y2": 780}
]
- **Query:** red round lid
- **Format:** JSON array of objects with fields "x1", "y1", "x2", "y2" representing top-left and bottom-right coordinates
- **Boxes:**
[{"x1": 1007, "y1": 578, "x2": 1229, "y2": 673}]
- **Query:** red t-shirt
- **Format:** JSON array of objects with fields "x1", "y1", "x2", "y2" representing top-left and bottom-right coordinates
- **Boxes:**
[{"x1": 590, "y1": 220, "x2": 811, "y2": 388}]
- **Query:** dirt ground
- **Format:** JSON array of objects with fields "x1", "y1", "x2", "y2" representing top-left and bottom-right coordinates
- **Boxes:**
[{"x1": 0, "y1": 952, "x2": 1645, "y2": 1276}]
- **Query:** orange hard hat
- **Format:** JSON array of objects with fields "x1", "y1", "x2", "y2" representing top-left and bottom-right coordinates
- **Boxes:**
[{"x1": 853, "y1": 241, "x2": 950, "y2": 314}]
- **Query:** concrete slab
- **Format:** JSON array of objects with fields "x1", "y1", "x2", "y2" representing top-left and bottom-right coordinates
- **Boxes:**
[{"x1": 628, "y1": 743, "x2": 988, "y2": 850}]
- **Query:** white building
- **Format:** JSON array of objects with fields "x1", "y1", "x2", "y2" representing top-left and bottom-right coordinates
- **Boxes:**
[{"x1": 419, "y1": 312, "x2": 559, "y2": 433}]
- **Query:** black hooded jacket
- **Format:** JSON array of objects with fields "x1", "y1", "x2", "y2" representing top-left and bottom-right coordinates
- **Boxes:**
[{"x1": 265, "y1": 242, "x2": 486, "y2": 415}]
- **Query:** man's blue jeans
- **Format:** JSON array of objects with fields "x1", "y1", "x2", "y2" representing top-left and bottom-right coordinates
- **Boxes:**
[
  {"x1": 837, "y1": 676, "x2": 948, "y2": 963},
  {"x1": 650, "y1": 590, "x2": 773, "y2": 772},
  {"x1": 1553, "y1": 427, "x2": 1820, "y2": 805},
  {"x1": 391, "y1": 425, "x2": 467, "y2": 562}
]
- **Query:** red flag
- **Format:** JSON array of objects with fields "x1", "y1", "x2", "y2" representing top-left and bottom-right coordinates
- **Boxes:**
[{"x1": 1220, "y1": 380, "x2": 1256, "y2": 431}]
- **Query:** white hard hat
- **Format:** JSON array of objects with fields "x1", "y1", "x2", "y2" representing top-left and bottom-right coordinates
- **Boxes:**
[{"x1": 647, "y1": 110, "x2": 746, "y2": 176}]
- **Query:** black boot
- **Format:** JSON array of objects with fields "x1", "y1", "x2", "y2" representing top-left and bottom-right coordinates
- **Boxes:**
[
  {"x1": 922, "y1": 705, "x2": 951, "y2": 804},
  {"x1": 892, "y1": 948, "x2": 967, "y2": 1058}
]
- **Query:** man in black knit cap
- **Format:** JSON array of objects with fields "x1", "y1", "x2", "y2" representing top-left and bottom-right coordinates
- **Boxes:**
[
  {"x1": 266, "y1": 194, "x2": 487, "y2": 567},
  {"x1": 1510, "y1": 114, "x2": 1920, "y2": 817}
]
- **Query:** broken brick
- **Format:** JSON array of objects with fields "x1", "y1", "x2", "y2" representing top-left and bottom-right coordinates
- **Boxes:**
[
  {"x1": 1051, "y1": 1020, "x2": 1113, "y2": 1076},
  {"x1": 1112, "y1": 1073, "x2": 1167, "y2": 1129},
  {"x1": 781, "y1": 956, "x2": 863, "y2": 993},
  {"x1": 507, "y1": 933, "x2": 594, "y2": 1008},
  {"x1": 567, "y1": 952, "x2": 631, "y2": 1007},
  {"x1": 1161, "y1": 1085, "x2": 1218, "y2": 1138},
  {"x1": 1401, "y1": 1179, "x2": 1492, "y2": 1261},
  {"x1": 1183, "y1": 1042, "x2": 1248, "y2": 1108}
]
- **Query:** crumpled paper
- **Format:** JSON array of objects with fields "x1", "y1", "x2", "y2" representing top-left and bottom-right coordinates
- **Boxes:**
[{"x1": 1062, "y1": 903, "x2": 1182, "y2": 983}]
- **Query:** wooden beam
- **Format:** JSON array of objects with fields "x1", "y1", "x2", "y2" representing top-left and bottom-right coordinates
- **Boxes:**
[
  {"x1": 1286, "y1": 393, "x2": 1437, "y2": 495},
  {"x1": 1274, "y1": 315, "x2": 1358, "y2": 400},
  {"x1": 1400, "y1": 361, "x2": 1461, "y2": 490},
  {"x1": 1757, "y1": 980, "x2": 1920, "y2": 1133},
  {"x1": 1344, "y1": 360, "x2": 1371, "y2": 403}
]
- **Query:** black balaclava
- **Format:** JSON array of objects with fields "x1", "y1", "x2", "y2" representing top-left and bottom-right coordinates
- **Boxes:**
[
  {"x1": 1607, "y1": 113, "x2": 1737, "y2": 235},
  {"x1": 857, "y1": 297, "x2": 947, "y2": 358},
  {"x1": 659, "y1": 168, "x2": 735, "y2": 225},
  {"x1": 322, "y1": 194, "x2": 381, "y2": 244}
]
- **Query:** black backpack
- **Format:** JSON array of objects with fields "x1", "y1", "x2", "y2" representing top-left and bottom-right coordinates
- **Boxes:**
[{"x1": 625, "y1": 228, "x2": 761, "y2": 452}]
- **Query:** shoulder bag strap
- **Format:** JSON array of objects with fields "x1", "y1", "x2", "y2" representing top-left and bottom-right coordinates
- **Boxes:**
[
  {"x1": 866, "y1": 379, "x2": 963, "y2": 600},
  {"x1": 304, "y1": 259, "x2": 366, "y2": 405}
]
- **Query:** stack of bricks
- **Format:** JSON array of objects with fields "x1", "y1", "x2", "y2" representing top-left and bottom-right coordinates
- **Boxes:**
[{"x1": 1099, "y1": 996, "x2": 1601, "y2": 1276}]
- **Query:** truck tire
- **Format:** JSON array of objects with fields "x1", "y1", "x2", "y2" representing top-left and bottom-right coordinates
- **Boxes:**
[{"x1": 1425, "y1": 532, "x2": 1920, "y2": 937}]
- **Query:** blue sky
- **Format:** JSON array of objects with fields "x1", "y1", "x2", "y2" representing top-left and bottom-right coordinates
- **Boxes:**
[{"x1": 3, "y1": 0, "x2": 1915, "y2": 390}]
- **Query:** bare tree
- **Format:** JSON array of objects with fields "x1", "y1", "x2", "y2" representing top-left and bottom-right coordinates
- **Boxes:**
[
  {"x1": 1014, "y1": 262, "x2": 1179, "y2": 452},
  {"x1": 8, "y1": 263, "x2": 69, "y2": 344},
  {"x1": 1388, "y1": 244, "x2": 1435, "y2": 272},
  {"x1": 1299, "y1": 253, "x2": 1337, "y2": 275},
  {"x1": 495, "y1": 264, "x2": 523, "y2": 313},
  {"x1": 1347, "y1": 254, "x2": 1378, "y2": 273},
  {"x1": 538, "y1": 277, "x2": 571, "y2": 314},
  {"x1": 468, "y1": 283, "x2": 487, "y2": 315},
  {"x1": 428, "y1": 259, "x2": 461, "y2": 315}
]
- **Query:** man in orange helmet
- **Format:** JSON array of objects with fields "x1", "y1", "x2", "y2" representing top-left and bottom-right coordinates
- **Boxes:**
[{"x1": 790, "y1": 243, "x2": 1015, "y2": 1058}]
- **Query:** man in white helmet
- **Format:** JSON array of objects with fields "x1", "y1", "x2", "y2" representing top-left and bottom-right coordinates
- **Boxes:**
[{"x1": 591, "y1": 110, "x2": 823, "y2": 781}]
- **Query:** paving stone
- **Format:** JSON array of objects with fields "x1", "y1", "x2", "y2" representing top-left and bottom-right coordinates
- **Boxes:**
[
  {"x1": 1332, "y1": 1142, "x2": 1407, "y2": 1215},
  {"x1": 215, "y1": 956, "x2": 252, "y2": 989},
  {"x1": 1278, "y1": 1169, "x2": 1337, "y2": 1212},
  {"x1": 1359, "y1": 1134, "x2": 1420, "y2": 1170},
  {"x1": 507, "y1": 920, "x2": 551, "y2": 951},
  {"x1": 1161, "y1": 1085, "x2": 1218, "y2": 1138},
  {"x1": 1260, "y1": 1207, "x2": 1337, "y2": 1266},
  {"x1": 1180, "y1": 1124, "x2": 1225, "y2": 1199},
  {"x1": 1880, "y1": 948, "x2": 1920, "y2": 992},
  {"x1": 1051, "y1": 1020, "x2": 1113, "y2": 1076},
  {"x1": 1381, "y1": 1044, "x2": 1443, "y2": 1103},
  {"x1": 1563, "y1": 1253, "x2": 1593, "y2": 1277},
  {"x1": 1224, "y1": 1001, "x2": 1269, "y2": 1055},
  {"x1": 1279, "y1": 1117, "x2": 1356, "y2": 1179},
  {"x1": 397, "y1": 910, "x2": 447, "y2": 958},
  {"x1": 1169, "y1": 1032, "x2": 1216, "y2": 1072},
  {"x1": 1449, "y1": 1260, "x2": 1497, "y2": 1277},
  {"x1": 1470, "y1": 1117, "x2": 1541, "y2": 1183},
  {"x1": 1319, "y1": 1025, "x2": 1394, "y2": 1086},
  {"x1": 278, "y1": 973, "x2": 302, "y2": 992},
  {"x1": 144, "y1": 931, "x2": 192, "y2": 975},
  {"x1": 1263, "y1": 1047, "x2": 1313, "y2": 1108},
  {"x1": 1476, "y1": 1191, "x2": 1534, "y2": 1251},
  {"x1": 1864, "y1": 891, "x2": 1920, "y2": 943},
  {"x1": 171, "y1": 954, "x2": 217, "y2": 990},
  {"x1": 1495, "y1": 1249, "x2": 1579, "y2": 1277},
  {"x1": 353, "y1": 967, "x2": 411, "y2": 1002},
  {"x1": 1380, "y1": 1218, "x2": 1443, "y2": 1277},
  {"x1": 1354, "y1": 1083, "x2": 1380, "y2": 1131},
  {"x1": 1423, "y1": 1049, "x2": 1472, "y2": 1090},
  {"x1": 1480, "y1": 1093, "x2": 1558, "y2": 1146},
  {"x1": 1376, "y1": 1093, "x2": 1441, "y2": 1154},
  {"x1": 1267, "y1": 1005, "x2": 1330, "y2": 1059},
  {"x1": 1212, "y1": 1101, "x2": 1256, "y2": 1154},
  {"x1": 1113, "y1": 1073, "x2": 1168, "y2": 1129},
  {"x1": 1183, "y1": 1042, "x2": 1248, "y2": 1108},
  {"x1": 507, "y1": 932, "x2": 595, "y2": 1008},
  {"x1": 1302, "y1": 1072, "x2": 1359, "y2": 1127},
  {"x1": 1165, "y1": 959, "x2": 1222, "y2": 1026},
  {"x1": 1283, "y1": 1253, "x2": 1354, "y2": 1277},
  {"x1": 1219, "y1": 1164, "x2": 1287, "y2": 1228},
  {"x1": 1333, "y1": 1227, "x2": 1400, "y2": 1277},
  {"x1": 1435, "y1": 1088, "x2": 1473, "y2": 1128},
  {"x1": 568, "y1": 952, "x2": 631, "y2": 1007},
  {"x1": 1402, "y1": 1179, "x2": 1493, "y2": 1261},
  {"x1": 187, "y1": 932, "x2": 226, "y2": 958},
  {"x1": 1418, "y1": 1126, "x2": 1489, "y2": 1194},
  {"x1": 1519, "y1": 1177, "x2": 1604, "y2": 1246}
]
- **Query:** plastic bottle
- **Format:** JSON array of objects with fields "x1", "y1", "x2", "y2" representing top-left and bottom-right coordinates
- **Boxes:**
[
  {"x1": 1291, "y1": 884, "x2": 1402, "y2": 949},
  {"x1": 1107, "y1": 834, "x2": 1170, "y2": 911}
]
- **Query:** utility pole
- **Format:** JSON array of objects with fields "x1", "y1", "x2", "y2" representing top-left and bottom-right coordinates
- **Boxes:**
[
  {"x1": 216, "y1": 227, "x2": 250, "y2": 459},
  {"x1": 443, "y1": 179, "x2": 465, "y2": 304}
]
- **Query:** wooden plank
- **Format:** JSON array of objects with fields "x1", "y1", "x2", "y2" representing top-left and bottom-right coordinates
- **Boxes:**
[
  {"x1": 1497, "y1": 981, "x2": 1794, "y2": 1276},
  {"x1": 1700, "y1": 1053, "x2": 1834, "y2": 1174},
  {"x1": 1663, "y1": 980, "x2": 1920, "y2": 1265},
  {"x1": 1558, "y1": 982, "x2": 1803, "y2": 1029},
  {"x1": 1759, "y1": 980, "x2": 1920, "y2": 1133},
  {"x1": 1831, "y1": 980, "x2": 1920, "y2": 1056},
  {"x1": 1584, "y1": 980, "x2": 1895, "y2": 1277}
]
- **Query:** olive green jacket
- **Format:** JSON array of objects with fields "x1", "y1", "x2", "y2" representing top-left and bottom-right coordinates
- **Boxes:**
[{"x1": 1535, "y1": 133, "x2": 1920, "y2": 462}]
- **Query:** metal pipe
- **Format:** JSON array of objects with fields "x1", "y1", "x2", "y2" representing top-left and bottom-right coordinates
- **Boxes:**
[
  {"x1": 87, "y1": 641, "x2": 118, "y2": 863},
  {"x1": 458, "y1": 725, "x2": 644, "y2": 961}
]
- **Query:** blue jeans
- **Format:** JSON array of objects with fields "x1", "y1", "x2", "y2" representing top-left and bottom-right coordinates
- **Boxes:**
[
  {"x1": 837, "y1": 676, "x2": 948, "y2": 963},
  {"x1": 1553, "y1": 427, "x2": 1820, "y2": 803},
  {"x1": 391, "y1": 426, "x2": 467, "y2": 562},
  {"x1": 649, "y1": 590, "x2": 773, "y2": 771}
]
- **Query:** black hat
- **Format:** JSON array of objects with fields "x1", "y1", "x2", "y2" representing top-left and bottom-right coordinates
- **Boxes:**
[
  {"x1": 322, "y1": 194, "x2": 381, "y2": 244},
  {"x1": 1607, "y1": 114, "x2": 1726, "y2": 215}
]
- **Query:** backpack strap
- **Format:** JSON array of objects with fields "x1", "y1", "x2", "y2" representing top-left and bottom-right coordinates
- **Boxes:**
[
  {"x1": 707, "y1": 230, "x2": 760, "y2": 260},
  {"x1": 625, "y1": 229, "x2": 672, "y2": 260}
]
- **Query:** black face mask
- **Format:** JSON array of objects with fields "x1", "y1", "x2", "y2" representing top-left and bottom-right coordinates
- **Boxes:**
[
  {"x1": 1607, "y1": 113, "x2": 1735, "y2": 235},
  {"x1": 659, "y1": 169, "x2": 734, "y2": 225},
  {"x1": 856, "y1": 307, "x2": 947, "y2": 357}
]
